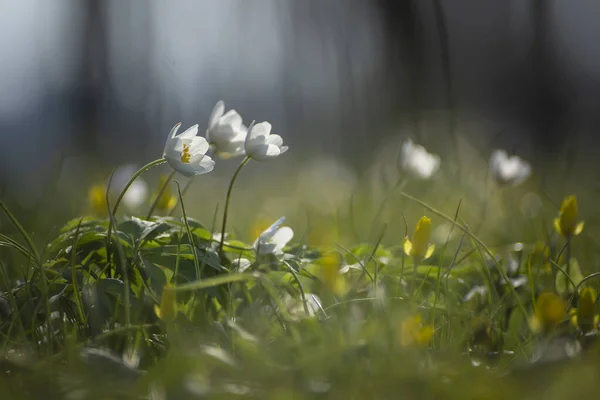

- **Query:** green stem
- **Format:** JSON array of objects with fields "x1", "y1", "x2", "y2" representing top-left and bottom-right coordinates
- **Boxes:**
[
  {"x1": 218, "y1": 157, "x2": 251, "y2": 257},
  {"x1": 411, "y1": 258, "x2": 420, "y2": 297},
  {"x1": 106, "y1": 158, "x2": 166, "y2": 262},
  {"x1": 146, "y1": 170, "x2": 176, "y2": 220},
  {"x1": 168, "y1": 177, "x2": 195, "y2": 217},
  {"x1": 566, "y1": 237, "x2": 572, "y2": 292}
]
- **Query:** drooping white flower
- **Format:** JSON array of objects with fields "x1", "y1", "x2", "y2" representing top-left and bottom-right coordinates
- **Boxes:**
[
  {"x1": 397, "y1": 139, "x2": 440, "y2": 179},
  {"x1": 253, "y1": 216, "x2": 293, "y2": 256},
  {"x1": 244, "y1": 121, "x2": 288, "y2": 161},
  {"x1": 163, "y1": 123, "x2": 215, "y2": 177},
  {"x1": 205, "y1": 101, "x2": 247, "y2": 158},
  {"x1": 489, "y1": 149, "x2": 531, "y2": 186}
]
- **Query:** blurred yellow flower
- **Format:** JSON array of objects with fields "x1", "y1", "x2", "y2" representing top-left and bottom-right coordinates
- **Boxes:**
[
  {"x1": 88, "y1": 183, "x2": 107, "y2": 216},
  {"x1": 404, "y1": 216, "x2": 435, "y2": 260},
  {"x1": 530, "y1": 242, "x2": 552, "y2": 275},
  {"x1": 154, "y1": 175, "x2": 177, "y2": 212},
  {"x1": 318, "y1": 252, "x2": 346, "y2": 296},
  {"x1": 571, "y1": 287, "x2": 598, "y2": 334},
  {"x1": 554, "y1": 195, "x2": 584, "y2": 238},
  {"x1": 531, "y1": 292, "x2": 567, "y2": 333},
  {"x1": 399, "y1": 314, "x2": 434, "y2": 347},
  {"x1": 154, "y1": 285, "x2": 176, "y2": 321}
]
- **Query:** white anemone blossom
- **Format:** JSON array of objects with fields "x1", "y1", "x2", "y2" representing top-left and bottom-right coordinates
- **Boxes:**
[
  {"x1": 253, "y1": 216, "x2": 293, "y2": 256},
  {"x1": 244, "y1": 121, "x2": 288, "y2": 161},
  {"x1": 397, "y1": 139, "x2": 440, "y2": 179},
  {"x1": 163, "y1": 123, "x2": 215, "y2": 177},
  {"x1": 490, "y1": 149, "x2": 531, "y2": 186},
  {"x1": 205, "y1": 101, "x2": 247, "y2": 158}
]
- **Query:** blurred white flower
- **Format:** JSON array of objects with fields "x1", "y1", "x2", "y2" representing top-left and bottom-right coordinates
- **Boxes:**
[
  {"x1": 231, "y1": 257, "x2": 252, "y2": 272},
  {"x1": 283, "y1": 292, "x2": 323, "y2": 319},
  {"x1": 397, "y1": 139, "x2": 440, "y2": 179},
  {"x1": 163, "y1": 123, "x2": 215, "y2": 177},
  {"x1": 253, "y1": 216, "x2": 293, "y2": 256},
  {"x1": 244, "y1": 121, "x2": 288, "y2": 161},
  {"x1": 489, "y1": 149, "x2": 531, "y2": 186},
  {"x1": 205, "y1": 100, "x2": 247, "y2": 158},
  {"x1": 109, "y1": 164, "x2": 149, "y2": 210},
  {"x1": 122, "y1": 180, "x2": 148, "y2": 209}
]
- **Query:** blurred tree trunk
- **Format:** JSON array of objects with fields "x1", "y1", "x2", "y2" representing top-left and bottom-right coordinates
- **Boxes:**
[
  {"x1": 75, "y1": 0, "x2": 109, "y2": 153},
  {"x1": 378, "y1": 0, "x2": 424, "y2": 139},
  {"x1": 531, "y1": 0, "x2": 571, "y2": 157}
]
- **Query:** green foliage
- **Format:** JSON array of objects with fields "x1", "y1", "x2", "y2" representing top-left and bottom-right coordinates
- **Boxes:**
[{"x1": 1, "y1": 187, "x2": 600, "y2": 399}]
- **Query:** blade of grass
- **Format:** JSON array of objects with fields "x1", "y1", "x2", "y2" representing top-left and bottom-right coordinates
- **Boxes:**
[
  {"x1": 70, "y1": 218, "x2": 87, "y2": 327},
  {"x1": 106, "y1": 171, "x2": 131, "y2": 330},
  {"x1": 400, "y1": 191, "x2": 530, "y2": 329}
]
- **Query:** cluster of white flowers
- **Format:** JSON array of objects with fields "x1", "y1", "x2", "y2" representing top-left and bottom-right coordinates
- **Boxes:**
[
  {"x1": 397, "y1": 138, "x2": 531, "y2": 187},
  {"x1": 163, "y1": 101, "x2": 288, "y2": 177}
]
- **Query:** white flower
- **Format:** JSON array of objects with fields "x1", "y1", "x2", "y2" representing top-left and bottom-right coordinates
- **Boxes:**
[
  {"x1": 253, "y1": 216, "x2": 293, "y2": 256},
  {"x1": 110, "y1": 164, "x2": 149, "y2": 210},
  {"x1": 489, "y1": 149, "x2": 531, "y2": 186},
  {"x1": 231, "y1": 258, "x2": 252, "y2": 272},
  {"x1": 206, "y1": 101, "x2": 247, "y2": 158},
  {"x1": 244, "y1": 121, "x2": 288, "y2": 161},
  {"x1": 397, "y1": 139, "x2": 440, "y2": 179},
  {"x1": 163, "y1": 123, "x2": 215, "y2": 177}
]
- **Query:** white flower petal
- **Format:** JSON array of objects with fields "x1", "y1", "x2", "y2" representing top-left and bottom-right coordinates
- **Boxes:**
[
  {"x1": 195, "y1": 155, "x2": 215, "y2": 172},
  {"x1": 270, "y1": 226, "x2": 293, "y2": 253},
  {"x1": 265, "y1": 134, "x2": 283, "y2": 147},
  {"x1": 188, "y1": 136, "x2": 210, "y2": 155},
  {"x1": 168, "y1": 122, "x2": 182, "y2": 139},
  {"x1": 220, "y1": 109, "x2": 243, "y2": 128},
  {"x1": 178, "y1": 124, "x2": 199, "y2": 139},
  {"x1": 249, "y1": 144, "x2": 282, "y2": 161},
  {"x1": 247, "y1": 121, "x2": 271, "y2": 141},
  {"x1": 232, "y1": 258, "x2": 252, "y2": 272},
  {"x1": 208, "y1": 101, "x2": 225, "y2": 130},
  {"x1": 253, "y1": 217, "x2": 286, "y2": 248}
]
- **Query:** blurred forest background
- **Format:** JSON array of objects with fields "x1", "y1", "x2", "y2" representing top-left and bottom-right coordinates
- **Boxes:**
[{"x1": 0, "y1": 0, "x2": 599, "y2": 223}]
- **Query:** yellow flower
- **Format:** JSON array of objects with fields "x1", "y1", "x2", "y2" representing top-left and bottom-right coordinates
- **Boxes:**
[
  {"x1": 530, "y1": 242, "x2": 552, "y2": 274},
  {"x1": 154, "y1": 285, "x2": 176, "y2": 321},
  {"x1": 318, "y1": 252, "x2": 347, "y2": 296},
  {"x1": 554, "y1": 195, "x2": 584, "y2": 238},
  {"x1": 404, "y1": 216, "x2": 435, "y2": 260},
  {"x1": 531, "y1": 292, "x2": 567, "y2": 333},
  {"x1": 154, "y1": 175, "x2": 177, "y2": 212},
  {"x1": 399, "y1": 314, "x2": 434, "y2": 347},
  {"x1": 571, "y1": 287, "x2": 598, "y2": 334},
  {"x1": 88, "y1": 183, "x2": 107, "y2": 216}
]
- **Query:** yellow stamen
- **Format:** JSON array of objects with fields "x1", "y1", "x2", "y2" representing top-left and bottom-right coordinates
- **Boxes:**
[{"x1": 180, "y1": 144, "x2": 191, "y2": 164}]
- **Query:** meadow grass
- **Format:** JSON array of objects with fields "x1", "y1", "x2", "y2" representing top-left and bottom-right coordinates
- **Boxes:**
[{"x1": 1, "y1": 137, "x2": 600, "y2": 400}]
